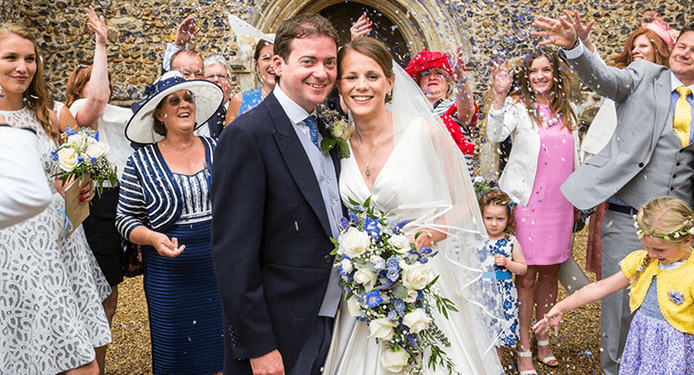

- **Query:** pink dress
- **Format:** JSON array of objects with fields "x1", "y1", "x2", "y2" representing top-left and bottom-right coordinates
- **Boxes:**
[{"x1": 514, "y1": 104, "x2": 574, "y2": 265}]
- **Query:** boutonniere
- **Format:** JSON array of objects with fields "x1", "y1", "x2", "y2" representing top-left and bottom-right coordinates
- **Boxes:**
[
  {"x1": 668, "y1": 290, "x2": 685, "y2": 305},
  {"x1": 319, "y1": 110, "x2": 352, "y2": 158}
]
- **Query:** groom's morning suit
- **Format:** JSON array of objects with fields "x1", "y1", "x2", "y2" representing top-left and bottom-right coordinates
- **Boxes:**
[
  {"x1": 560, "y1": 42, "x2": 694, "y2": 375},
  {"x1": 211, "y1": 86, "x2": 342, "y2": 374}
]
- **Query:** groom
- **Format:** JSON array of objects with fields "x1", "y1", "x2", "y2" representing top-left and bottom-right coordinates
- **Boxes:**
[{"x1": 211, "y1": 14, "x2": 342, "y2": 375}]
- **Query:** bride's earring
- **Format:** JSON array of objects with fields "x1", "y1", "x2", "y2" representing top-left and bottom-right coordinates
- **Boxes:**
[{"x1": 0, "y1": 85, "x2": 4, "y2": 98}]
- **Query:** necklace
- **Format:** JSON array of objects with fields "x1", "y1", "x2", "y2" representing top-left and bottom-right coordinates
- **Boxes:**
[
  {"x1": 354, "y1": 128, "x2": 387, "y2": 179},
  {"x1": 160, "y1": 139, "x2": 195, "y2": 166},
  {"x1": 537, "y1": 107, "x2": 558, "y2": 126}
]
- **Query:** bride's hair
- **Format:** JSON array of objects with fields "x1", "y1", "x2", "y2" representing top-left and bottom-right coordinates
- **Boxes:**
[{"x1": 337, "y1": 37, "x2": 394, "y2": 102}]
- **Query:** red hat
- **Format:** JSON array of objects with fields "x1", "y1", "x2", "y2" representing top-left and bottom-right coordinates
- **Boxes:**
[{"x1": 404, "y1": 49, "x2": 455, "y2": 81}]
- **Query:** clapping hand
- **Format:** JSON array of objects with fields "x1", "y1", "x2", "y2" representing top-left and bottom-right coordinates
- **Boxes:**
[
  {"x1": 175, "y1": 14, "x2": 196, "y2": 48},
  {"x1": 350, "y1": 13, "x2": 372, "y2": 40},
  {"x1": 531, "y1": 16, "x2": 577, "y2": 49}
]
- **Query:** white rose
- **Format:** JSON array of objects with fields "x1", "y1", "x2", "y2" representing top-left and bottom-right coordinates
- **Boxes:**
[
  {"x1": 389, "y1": 235, "x2": 411, "y2": 253},
  {"x1": 403, "y1": 288, "x2": 419, "y2": 303},
  {"x1": 347, "y1": 296, "x2": 362, "y2": 317},
  {"x1": 338, "y1": 227, "x2": 371, "y2": 258},
  {"x1": 57, "y1": 147, "x2": 79, "y2": 172},
  {"x1": 67, "y1": 132, "x2": 88, "y2": 152},
  {"x1": 401, "y1": 262, "x2": 432, "y2": 290},
  {"x1": 402, "y1": 308, "x2": 432, "y2": 334},
  {"x1": 380, "y1": 345, "x2": 410, "y2": 373},
  {"x1": 84, "y1": 142, "x2": 105, "y2": 159},
  {"x1": 354, "y1": 265, "x2": 377, "y2": 290},
  {"x1": 369, "y1": 318, "x2": 396, "y2": 341},
  {"x1": 339, "y1": 258, "x2": 353, "y2": 274}
]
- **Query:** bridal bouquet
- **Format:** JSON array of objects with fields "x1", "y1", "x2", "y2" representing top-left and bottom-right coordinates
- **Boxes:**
[
  {"x1": 52, "y1": 126, "x2": 117, "y2": 197},
  {"x1": 332, "y1": 197, "x2": 459, "y2": 374}
]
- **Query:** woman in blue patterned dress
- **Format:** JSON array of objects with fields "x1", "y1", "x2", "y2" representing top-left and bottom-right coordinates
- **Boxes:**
[
  {"x1": 477, "y1": 190, "x2": 528, "y2": 363},
  {"x1": 227, "y1": 39, "x2": 275, "y2": 122},
  {"x1": 116, "y1": 71, "x2": 225, "y2": 374}
]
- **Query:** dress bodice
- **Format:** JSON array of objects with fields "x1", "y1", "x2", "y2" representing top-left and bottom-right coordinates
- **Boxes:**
[{"x1": 0, "y1": 107, "x2": 58, "y2": 193}]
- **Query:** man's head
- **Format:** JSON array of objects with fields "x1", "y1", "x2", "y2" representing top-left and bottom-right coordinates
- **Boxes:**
[
  {"x1": 170, "y1": 50, "x2": 204, "y2": 80},
  {"x1": 272, "y1": 14, "x2": 339, "y2": 112},
  {"x1": 204, "y1": 54, "x2": 233, "y2": 104},
  {"x1": 670, "y1": 26, "x2": 694, "y2": 86}
]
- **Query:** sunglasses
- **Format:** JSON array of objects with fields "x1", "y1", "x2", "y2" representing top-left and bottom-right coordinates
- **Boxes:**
[{"x1": 166, "y1": 93, "x2": 195, "y2": 106}]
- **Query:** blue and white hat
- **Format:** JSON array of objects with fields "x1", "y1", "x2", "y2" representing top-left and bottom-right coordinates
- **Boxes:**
[{"x1": 125, "y1": 71, "x2": 224, "y2": 144}]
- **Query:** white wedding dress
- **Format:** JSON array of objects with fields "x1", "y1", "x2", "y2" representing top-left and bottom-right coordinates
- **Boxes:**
[{"x1": 322, "y1": 115, "x2": 504, "y2": 375}]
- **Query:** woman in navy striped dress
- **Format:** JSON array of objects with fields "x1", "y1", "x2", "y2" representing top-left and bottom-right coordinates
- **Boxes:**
[{"x1": 116, "y1": 71, "x2": 225, "y2": 374}]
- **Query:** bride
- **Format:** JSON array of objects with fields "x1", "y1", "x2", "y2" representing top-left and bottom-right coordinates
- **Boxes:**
[{"x1": 322, "y1": 37, "x2": 504, "y2": 374}]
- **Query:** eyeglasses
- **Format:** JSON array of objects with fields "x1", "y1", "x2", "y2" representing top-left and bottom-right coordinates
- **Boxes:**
[
  {"x1": 175, "y1": 67, "x2": 205, "y2": 79},
  {"x1": 205, "y1": 73, "x2": 230, "y2": 81},
  {"x1": 166, "y1": 93, "x2": 195, "y2": 106}
]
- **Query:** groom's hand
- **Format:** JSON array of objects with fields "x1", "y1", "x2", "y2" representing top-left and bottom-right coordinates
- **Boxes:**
[{"x1": 250, "y1": 349, "x2": 285, "y2": 375}]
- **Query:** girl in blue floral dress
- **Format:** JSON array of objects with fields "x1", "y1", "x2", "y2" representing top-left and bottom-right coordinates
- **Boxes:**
[
  {"x1": 477, "y1": 190, "x2": 528, "y2": 363},
  {"x1": 535, "y1": 196, "x2": 694, "y2": 375}
]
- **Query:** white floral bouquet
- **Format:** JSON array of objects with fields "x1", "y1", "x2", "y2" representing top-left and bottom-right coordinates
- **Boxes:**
[
  {"x1": 52, "y1": 126, "x2": 117, "y2": 197},
  {"x1": 332, "y1": 196, "x2": 459, "y2": 374}
]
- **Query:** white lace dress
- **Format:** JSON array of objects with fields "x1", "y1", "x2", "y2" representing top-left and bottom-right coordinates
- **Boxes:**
[{"x1": 0, "y1": 106, "x2": 112, "y2": 374}]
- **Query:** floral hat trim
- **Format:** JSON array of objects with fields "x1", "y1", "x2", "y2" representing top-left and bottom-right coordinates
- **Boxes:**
[{"x1": 633, "y1": 215, "x2": 694, "y2": 240}]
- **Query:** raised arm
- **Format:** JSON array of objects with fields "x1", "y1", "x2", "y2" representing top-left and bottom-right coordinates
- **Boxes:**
[
  {"x1": 162, "y1": 14, "x2": 196, "y2": 71},
  {"x1": 451, "y1": 45, "x2": 476, "y2": 127},
  {"x1": 485, "y1": 60, "x2": 518, "y2": 143},
  {"x1": 73, "y1": 7, "x2": 110, "y2": 129},
  {"x1": 350, "y1": 13, "x2": 372, "y2": 40},
  {"x1": 564, "y1": 9, "x2": 596, "y2": 54}
]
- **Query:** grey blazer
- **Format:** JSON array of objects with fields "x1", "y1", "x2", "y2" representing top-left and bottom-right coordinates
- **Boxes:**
[{"x1": 560, "y1": 49, "x2": 676, "y2": 210}]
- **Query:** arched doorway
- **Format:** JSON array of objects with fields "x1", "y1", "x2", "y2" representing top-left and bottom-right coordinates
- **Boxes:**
[{"x1": 318, "y1": 3, "x2": 411, "y2": 67}]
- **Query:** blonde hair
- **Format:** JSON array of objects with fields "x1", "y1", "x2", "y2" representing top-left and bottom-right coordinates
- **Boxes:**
[{"x1": 632, "y1": 197, "x2": 694, "y2": 283}]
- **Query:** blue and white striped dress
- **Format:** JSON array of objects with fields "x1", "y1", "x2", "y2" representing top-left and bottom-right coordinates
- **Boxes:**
[{"x1": 116, "y1": 137, "x2": 223, "y2": 374}]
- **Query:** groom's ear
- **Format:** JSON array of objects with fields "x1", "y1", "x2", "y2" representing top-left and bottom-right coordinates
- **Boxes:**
[{"x1": 272, "y1": 55, "x2": 284, "y2": 79}]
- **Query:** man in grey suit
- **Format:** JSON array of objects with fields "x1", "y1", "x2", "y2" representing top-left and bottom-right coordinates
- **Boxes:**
[{"x1": 533, "y1": 17, "x2": 694, "y2": 375}]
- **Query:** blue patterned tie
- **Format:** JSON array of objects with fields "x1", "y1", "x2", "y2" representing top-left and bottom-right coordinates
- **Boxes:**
[{"x1": 303, "y1": 115, "x2": 320, "y2": 150}]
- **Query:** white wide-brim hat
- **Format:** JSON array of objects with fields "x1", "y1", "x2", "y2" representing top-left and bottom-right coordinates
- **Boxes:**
[{"x1": 125, "y1": 71, "x2": 224, "y2": 144}]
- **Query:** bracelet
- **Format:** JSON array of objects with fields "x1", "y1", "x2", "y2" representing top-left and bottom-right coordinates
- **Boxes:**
[
  {"x1": 424, "y1": 229, "x2": 433, "y2": 238},
  {"x1": 580, "y1": 34, "x2": 591, "y2": 43},
  {"x1": 569, "y1": 36, "x2": 580, "y2": 50}
]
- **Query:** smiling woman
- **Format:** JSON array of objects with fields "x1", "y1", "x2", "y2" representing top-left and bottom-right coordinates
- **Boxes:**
[{"x1": 117, "y1": 70, "x2": 226, "y2": 374}]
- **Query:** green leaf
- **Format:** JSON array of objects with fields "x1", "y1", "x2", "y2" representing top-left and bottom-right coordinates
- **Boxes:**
[
  {"x1": 348, "y1": 196, "x2": 360, "y2": 207},
  {"x1": 392, "y1": 282, "x2": 408, "y2": 299},
  {"x1": 364, "y1": 196, "x2": 372, "y2": 208},
  {"x1": 320, "y1": 137, "x2": 337, "y2": 153},
  {"x1": 336, "y1": 139, "x2": 351, "y2": 158},
  {"x1": 330, "y1": 237, "x2": 340, "y2": 246}
]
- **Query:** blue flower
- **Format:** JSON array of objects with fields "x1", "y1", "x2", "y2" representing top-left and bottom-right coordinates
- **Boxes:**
[
  {"x1": 365, "y1": 290, "x2": 384, "y2": 308},
  {"x1": 393, "y1": 299, "x2": 406, "y2": 312},
  {"x1": 419, "y1": 258, "x2": 429, "y2": 264},
  {"x1": 340, "y1": 217, "x2": 350, "y2": 229},
  {"x1": 91, "y1": 157, "x2": 97, "y2": 164},
  {"x1": 373, "y1": 258, "x2": 386, "y2": 270},
  {"x1": 420, "y1": 246, "x2": 432, "y2": 254},
  {"x1": 363, "y1": 217, "x2": 381, "y2": 238},
  {"x1": 387, "y1": 268, "x2": 399, "y2": 281},
  {"x1": 387, "y1": 310, "x2": 398, "y2": 321},
  {"x1": 52, "y1": 152, "x2": 59, "y2": 161},
  {"x1": 94, "y1": 131, "x2": 100, "y2": 142},
  {"x1": 349, "y1": 211, "x2": 360, "y2": 225},
  {"x1": 407, "y1": 334, "x2": 419, "y2": 349},
  {"x1": 386, "y1": 256, "x2": 399, "y2": 270},
  {"x1": 668, "y1": 290, "x2": 685, "y2": 305},
  {"x1": 77, "y1": 156, "x2": 84, "y2": 163},
  {"x1": 393, "y1": 219, "x2": 410, "y2": 234}
]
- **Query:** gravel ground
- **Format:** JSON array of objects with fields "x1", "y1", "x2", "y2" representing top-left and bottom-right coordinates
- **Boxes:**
[{"x1": 105, "y1": 229, "x2": 602, "y2": 375}]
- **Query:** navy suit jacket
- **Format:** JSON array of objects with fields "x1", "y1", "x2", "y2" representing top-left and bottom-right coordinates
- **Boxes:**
[{"x1": 211, "y1": 92, "x2": 340, "y2": 374}]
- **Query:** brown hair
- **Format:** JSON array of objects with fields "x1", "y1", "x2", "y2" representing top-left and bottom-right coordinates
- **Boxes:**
[
  {"x1": 65, "y1": 64, "x2": 92, "y2": 108},
  {"x1": 675, "y1": 25, "x2": 694, "y2": 45},
  {"x1": 478, "y1": 189, "x2": 517, "y2": 237},
  {"x1": 273, "y1": 13, "x2": 338, "y2": 62},
  {"x1": 254, "y1": 39, "x2": 274, "y2": 61},
  {"x1": 510, "y1": 47, "x2": 577, "y2": 131},
  {"x1": 0, "y1": 23, "x2": 57, "y2": 139},
  {"x1": 613, "y1": 28, "x2": 670, "y2": 69},
  {"x1": 337, "y1": 37, "x2": 394, "y2": 102}
]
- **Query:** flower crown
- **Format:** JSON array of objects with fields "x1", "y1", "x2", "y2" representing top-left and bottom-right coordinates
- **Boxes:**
[{"x1": 633, "y1": 215, "x2": 694, "y2": 240}]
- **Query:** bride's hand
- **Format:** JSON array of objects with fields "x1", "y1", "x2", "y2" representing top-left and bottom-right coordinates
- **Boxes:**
[{"x1": 408, "y1": 229, "x2": 436, "y2": 251}]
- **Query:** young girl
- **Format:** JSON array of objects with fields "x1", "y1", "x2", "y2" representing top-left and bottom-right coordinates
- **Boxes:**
[
  {"x1": 535, "y1": 196, "x2": 694, "y2": 375},
  {"x1": 478, "y1": 190, "x2": 528, "y2": 363}
]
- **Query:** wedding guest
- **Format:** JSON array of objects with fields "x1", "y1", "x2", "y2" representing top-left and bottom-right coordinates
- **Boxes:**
[
  {"x1": 116, "y1": 71, "x2": 224, "y2": 374},
  {"x1": 65, "y1": 8, "x2": 135, "y2": 374},
  {"x1": 566, "y1": 10, "x2": 675, "y2": 282},
  {"x1": 487, "y1": 47, "x2": 579, "y2": 375},
  {"x1": 532, "y1": 17, "x2": 694, "y2": 375},
  {"x1": 200, "y1": 54, "x2": 234, "y2": 138},
  {"x1": 405, "y1": 47, "x2": 478, "y2": 172},
  {"x1": 0, "y1": 21, "x2": 111, "y2": 375},
  {"x1": 227, "y1": 39, "x2": 276, "y2": 122}
]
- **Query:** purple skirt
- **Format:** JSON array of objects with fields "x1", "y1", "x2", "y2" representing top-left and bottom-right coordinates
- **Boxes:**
[{"x1": 620, "y1": 310, "x2": 694, "y2": 374}]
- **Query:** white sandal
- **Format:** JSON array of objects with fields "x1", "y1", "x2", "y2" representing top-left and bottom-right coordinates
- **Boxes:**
[
  {"x1": 536, "y1": 339, "x2": 559, "y2": 367},
  {"x1": 516, "y1": 350, "x2": 538, "y2": 375}
]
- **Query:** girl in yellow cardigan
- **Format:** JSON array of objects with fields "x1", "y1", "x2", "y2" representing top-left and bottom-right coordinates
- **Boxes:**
[{"x1": 534, "y1": 196, "x2": 694, "y2": 375}]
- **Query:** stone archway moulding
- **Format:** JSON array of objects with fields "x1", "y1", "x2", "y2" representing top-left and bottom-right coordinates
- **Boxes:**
[{"x1": 250, "y1": 0, "x2": 469, "y2": 57}]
